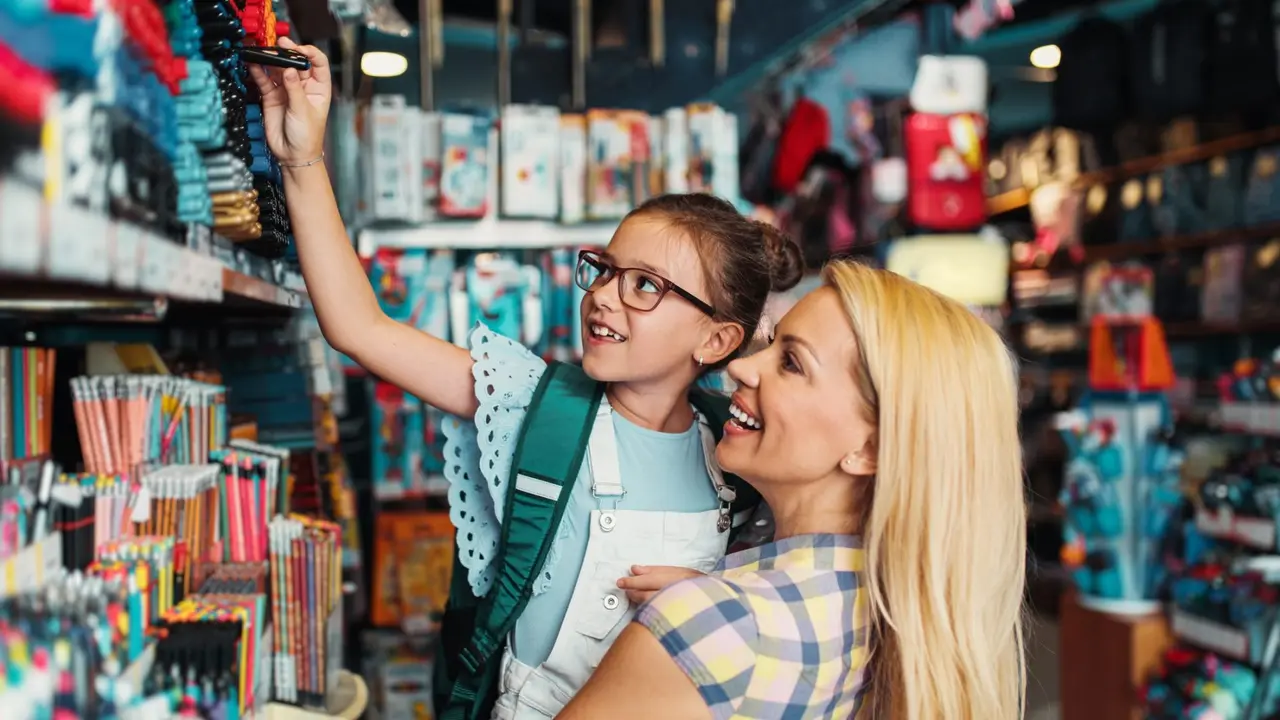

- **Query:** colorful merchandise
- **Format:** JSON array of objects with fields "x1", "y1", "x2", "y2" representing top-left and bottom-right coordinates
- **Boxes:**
[{"x1": 1058, "y1": 394, "x2": 1182, "y2": 612}]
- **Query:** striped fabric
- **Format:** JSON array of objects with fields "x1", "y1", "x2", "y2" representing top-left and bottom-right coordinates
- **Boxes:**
[{"x1": 636, "y1": 533, "x2": 870, "y2": 720}]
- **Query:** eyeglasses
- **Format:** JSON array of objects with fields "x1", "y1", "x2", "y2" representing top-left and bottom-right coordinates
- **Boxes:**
[{"x1": 574, "y1": 250, "x2": 716, "y2": 317}]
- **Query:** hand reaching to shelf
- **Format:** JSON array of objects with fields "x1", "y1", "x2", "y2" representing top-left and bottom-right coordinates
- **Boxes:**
[{"x1": 248, "y1": 38, "x2": 331, "y2": 166}]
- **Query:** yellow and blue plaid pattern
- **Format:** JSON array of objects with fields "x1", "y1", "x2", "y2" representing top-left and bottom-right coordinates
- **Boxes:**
[{"x1": 636, "y1": 534, "x2": 870, "y2": 719}]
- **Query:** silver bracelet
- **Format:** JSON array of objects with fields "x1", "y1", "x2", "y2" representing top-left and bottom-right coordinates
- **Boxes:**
[{"x1": 279, "y1": 153, "x2": 325, "y2": 168}]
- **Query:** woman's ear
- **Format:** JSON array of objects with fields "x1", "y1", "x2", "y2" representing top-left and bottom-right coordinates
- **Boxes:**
[
  {"x1": 839, "y1": 447, "x2": 877, "y2": 478},
  {"x1": 698, "y1": 322, "x2": 745, "y2": 366}
]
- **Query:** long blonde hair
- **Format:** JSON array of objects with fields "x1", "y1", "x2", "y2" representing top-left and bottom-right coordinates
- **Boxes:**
[{"x1": 824, "y1": 261, "x2": 1026, "y2": 720}]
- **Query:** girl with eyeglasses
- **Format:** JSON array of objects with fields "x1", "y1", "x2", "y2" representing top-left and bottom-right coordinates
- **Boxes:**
[{"x1": 249, "y1": 41, "x2": 803, "y2": 720}]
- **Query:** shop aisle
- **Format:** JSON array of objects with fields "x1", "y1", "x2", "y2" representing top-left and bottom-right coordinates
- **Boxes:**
[{"x1": 1027, "y1": 612, "x2": 1062, "y2": 720}]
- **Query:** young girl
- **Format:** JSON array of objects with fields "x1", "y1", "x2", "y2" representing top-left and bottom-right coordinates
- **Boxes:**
[{"x1": 248, "y1": 40, "x2": 804, "y2": 720}]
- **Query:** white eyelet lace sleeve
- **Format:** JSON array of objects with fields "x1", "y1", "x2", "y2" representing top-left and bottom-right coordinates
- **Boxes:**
[{"x1": 442, "y1": 323, "x2": 567, "y2": 598}]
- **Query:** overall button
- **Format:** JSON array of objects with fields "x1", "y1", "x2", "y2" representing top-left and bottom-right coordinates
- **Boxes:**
[
  {"x1": 603, "y1": 593, "x2": 621, "y2": 610},
  {"x1": 599, "y1": 511, "x2": 616, "y2": 532}
]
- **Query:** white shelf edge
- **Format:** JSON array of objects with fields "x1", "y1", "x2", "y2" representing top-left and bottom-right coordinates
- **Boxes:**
[
  {"x1": 0, "y1": 178, "x2": 301, "y2": 308},
  {"x1": 1170, "y1": 608, "x2": 1251, "y2": 662},
  {"x1": 358, "y1": 219, "x2": 619, "y2": 253}
]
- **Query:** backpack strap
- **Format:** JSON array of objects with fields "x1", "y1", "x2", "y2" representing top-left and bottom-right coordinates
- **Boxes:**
[
  {"x1": 443, "y1": 361, "x2": 604, "y2": 720},
  {"x1": 688, "y1": 390, "x2": 762, "y2": 534}
]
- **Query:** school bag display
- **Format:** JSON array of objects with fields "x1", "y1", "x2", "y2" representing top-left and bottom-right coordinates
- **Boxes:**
[
  {"x1": 1053, "y1": 17, "x2": 1129, "y2": 131},
  {"x1": 905, "y1": 111, "x2": 989, "y2": 231},
  {"x1": 432, "y1": 362, "x2": 762, "y2": 720},
  {"x1": 1128, "y1": 0, "x2": 1209, "y2": 123}
]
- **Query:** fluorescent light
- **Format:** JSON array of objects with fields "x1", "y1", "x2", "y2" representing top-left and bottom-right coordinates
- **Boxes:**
[
  {"x1": 1029, "y1": 44, "x2": 1061, "y2": 70},
  {"x1": 361, "y1": 51, "x2": 408, "y2": 77}
]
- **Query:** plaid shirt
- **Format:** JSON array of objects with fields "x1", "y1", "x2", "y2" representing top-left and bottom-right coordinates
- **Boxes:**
[{"x1": 636, "y1": 533, "x2": 870, "y2": 719}]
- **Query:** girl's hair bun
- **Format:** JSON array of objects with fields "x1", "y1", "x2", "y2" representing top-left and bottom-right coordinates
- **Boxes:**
[{"x1": 755, "y1": 221, "x2": 805, "y2": 293}]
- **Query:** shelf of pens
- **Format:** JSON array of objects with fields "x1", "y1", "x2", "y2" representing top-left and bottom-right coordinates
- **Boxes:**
[
  {"x1": 70, "y1": 374, "x2": 229, "y2": 474},
  {"x1": 269, "y1": 515, "x2": 343, "y2": 710}
]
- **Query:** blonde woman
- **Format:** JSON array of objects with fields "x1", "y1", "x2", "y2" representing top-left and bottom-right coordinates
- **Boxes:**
[{"x1": 559, "y1": 261, "x2": 1027, "y2": 720}]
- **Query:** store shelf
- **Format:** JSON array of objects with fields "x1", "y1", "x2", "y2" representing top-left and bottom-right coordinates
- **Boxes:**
[
  {"x1": 1084, "y1": 222, "x2": 1280, "y2": 263},
  {"x1": 987, "y1": 126, "x2": 1280, "y2": 214},
  {"x1": 1195, "y1": 506, "x2": 1276, "y2": 550},
  {"x1": 1219, "y1": 401, "x2": 1280, "y2": 436},
  {"x1": 358, "y1": 219, "x2": 619, "y2": 252},
  {"x1": 0, "y1": 178, "x2": 306, "y2": 310},
  {"x1": 1170, "y1": 609, "x2": 1251, "y2": 662},
  {"x1": 223, "y1": 268, "x2": 307, "y2": 308}
]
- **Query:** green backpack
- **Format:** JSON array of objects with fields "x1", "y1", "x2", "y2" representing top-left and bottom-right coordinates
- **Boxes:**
[{"x1": 432, "y1": 361, "x2": 761, "y2": 720}]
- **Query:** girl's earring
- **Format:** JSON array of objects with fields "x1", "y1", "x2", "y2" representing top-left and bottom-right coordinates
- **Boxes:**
[{"x1": 697, "y1": 355, "x2": 704, "y2": 366}]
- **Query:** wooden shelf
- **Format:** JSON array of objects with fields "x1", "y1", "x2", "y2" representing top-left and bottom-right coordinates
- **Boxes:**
[
  {"x1": 1084, "y1": 222, "x2": 1280, "y2": 262},
  {"x1": 988, "y1": 126, "x2": 1280, "y2": 215},
  {"x1": 1164, "y1": 319, "x2": 1280, "y2": 339}
]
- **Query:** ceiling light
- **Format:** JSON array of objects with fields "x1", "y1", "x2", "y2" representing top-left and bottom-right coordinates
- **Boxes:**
[
  {"x1": 361, "y1": 51, "x2": 408, "y2": 77},
  {"x1": 1030, "y1": 44, "x2": 1061, "y2": 70}
]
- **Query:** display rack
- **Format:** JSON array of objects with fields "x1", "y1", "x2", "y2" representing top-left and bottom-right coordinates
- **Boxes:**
[{"x1": 0, "y1": 180, "x2": 308, "y2": 310}]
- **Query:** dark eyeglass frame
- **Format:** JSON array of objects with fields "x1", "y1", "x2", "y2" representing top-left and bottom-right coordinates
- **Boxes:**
[{"x1": 575, "y1": 250, "x2": 717, "y2": 317}]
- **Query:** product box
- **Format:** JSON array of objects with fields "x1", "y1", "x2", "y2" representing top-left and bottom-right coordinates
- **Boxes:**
[
  {"x1": 439, "y1": 113, "x2": 491, "y2": 218},
  {"x1": 559, "y1": 114, "x2": 587, "y2": 224},
  {"x1": 1201, "y1": 244, "x2": 1245, "y2": 322},
  {"x1": 370, "y1": 511, "x2": 454, "y2": 631},
  {"x1": 647, "y1": 114, "x2": 665, "y2": 200},
  {"x1": 500, "y1": 104, "x2": 561, "y2": 219},
  {"x1": 420, "y1": 112, "x2": 442, "y2": 222},
  {"x1": 367, "y1": 95, "x2": 413, "y2": 221},
  {"x1": 687, "y1": 103, "x2": 723, "y2": 194},
  {"x1": 362, "y1": 630, "x2": 437, "y2": 720},
  {"x1": 663, "y1": 107, "x2": 689, "y2": 194},
  {"x1": 586, "y1": 109, "x2": 649, "y2": 220},
  {"x1": 712, "y1": 110, "x2": 740, "y2": 202}
]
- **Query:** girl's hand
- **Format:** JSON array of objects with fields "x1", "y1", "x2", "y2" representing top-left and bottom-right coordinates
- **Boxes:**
[
  {"x1": 247, "y1": 37, "x2": 332, "y2": 165},
  {"x1": 616, "y1": 565, "x2": 706, "y2": 605}
]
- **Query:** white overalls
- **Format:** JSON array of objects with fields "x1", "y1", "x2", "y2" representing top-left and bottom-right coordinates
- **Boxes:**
[{"x1": 490, "y1": 400, "x2": 742, "y2": 720}]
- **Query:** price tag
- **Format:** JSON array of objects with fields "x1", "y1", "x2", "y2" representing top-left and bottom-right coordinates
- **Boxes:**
[
  {"x1": 130, "y1": 486, "x2": 152, "y2": 523},
  {"x1": 113, "y1": 223, "x2": 141, "y2": 290},
  {"x1": 1236, "y1": 517, "x2": 1276, "y2": 550},
  {"x1": 1195, "y1": 507, "x2": 1232, "y2": 537},
  {"x1": 2, "y1": 558, "x2": 14, "y2": 596},
  {"x1": 17, "y1": 542, "x2": 37, "y2": 590},
  {"x1": 40, "y1": 534, "x2": 61, "y2": 580},
  {"x1": 169, "y1": 247, "x2": 192, "y2": 299},
  {"x1": 0, "y1": 180, "x2": 44, "y2": 275},
  {"x1": 46, "y1": 203, "x2": 78, "y2": 280},
  {"x1": 1172, "y1": 610, "x2": 1249, "y2": 661}
]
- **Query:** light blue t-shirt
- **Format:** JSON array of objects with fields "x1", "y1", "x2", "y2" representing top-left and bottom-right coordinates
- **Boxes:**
[
  {"x1": 440, "y1": 325, "x2": 719, "y2": 667},
  {"x1": 512, "y1": 411, "x2": 717, "y2": 665}
]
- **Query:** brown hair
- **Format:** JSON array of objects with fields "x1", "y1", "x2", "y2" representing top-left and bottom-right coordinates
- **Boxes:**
[{"x1": 626, "y1": 193, "x2": 804, "y2": 363}]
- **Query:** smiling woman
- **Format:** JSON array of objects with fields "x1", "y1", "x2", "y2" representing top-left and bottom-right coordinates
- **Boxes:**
[{"x1": 562, "y1": 260, "x2": 1027, "y2": 720}]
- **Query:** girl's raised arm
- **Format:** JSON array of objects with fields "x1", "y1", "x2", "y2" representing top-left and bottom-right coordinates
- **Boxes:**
[{"x1": 249, "y1": 39, "x2": 478, "y2": 418}]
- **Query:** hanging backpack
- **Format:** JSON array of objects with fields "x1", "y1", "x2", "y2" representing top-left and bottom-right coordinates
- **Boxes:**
[
  {"x1": 1206, "y1": 0, "x2": 1280, "y2": 115},
  {"x1": 1053, "y1": 17, "x2": 1129, "y2": 131},
  {"x1": 1128, "y1": 1, "x2": 1210, "y2": 123},
  {"x1": 432, "y1": 362, "x2": 763, "y2": 720}
]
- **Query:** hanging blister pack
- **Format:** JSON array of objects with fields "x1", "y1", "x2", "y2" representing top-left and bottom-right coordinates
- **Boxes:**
[{"x1": 192, "y1": 0, "x2": 295, "y2": 256}]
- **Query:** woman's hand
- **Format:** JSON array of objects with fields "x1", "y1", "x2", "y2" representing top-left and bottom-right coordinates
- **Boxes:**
[
  {"x1": 617, "y1": 565, "x2": 705, "y2": 605},
  {"x1": 247, "y1": 37, "x2": 332, "y2": 165}
]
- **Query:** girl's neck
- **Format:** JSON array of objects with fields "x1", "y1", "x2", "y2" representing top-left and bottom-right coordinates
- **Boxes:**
[{"x1": 606, "y1": 382, "x2": 694, "y2": 434}]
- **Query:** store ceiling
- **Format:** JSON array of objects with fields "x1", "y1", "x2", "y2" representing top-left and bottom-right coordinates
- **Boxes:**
[{"x1": 390, "y1": 0, "x2": 622, "y2": 37}]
